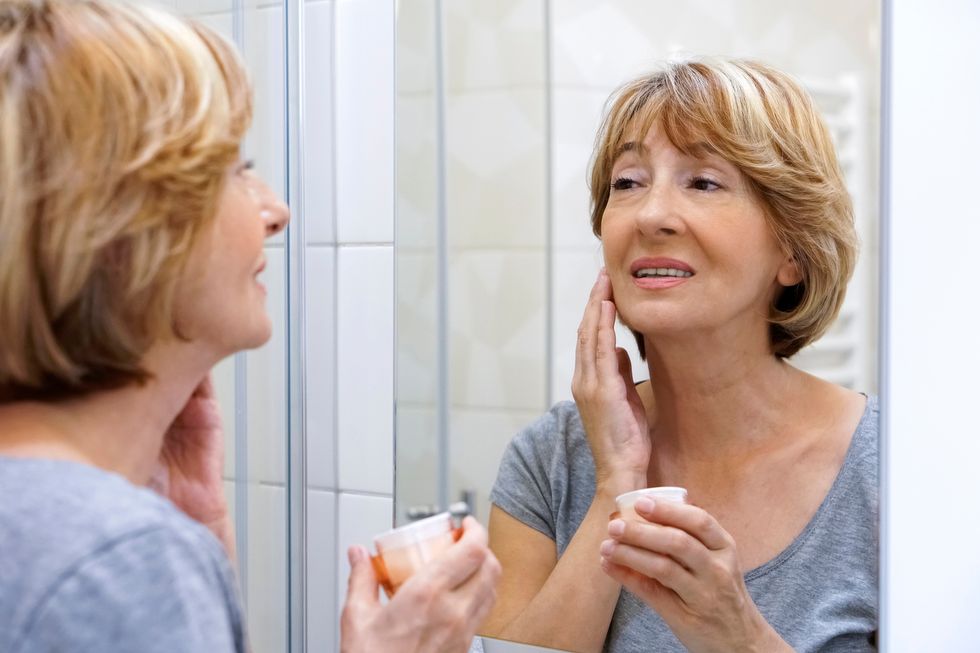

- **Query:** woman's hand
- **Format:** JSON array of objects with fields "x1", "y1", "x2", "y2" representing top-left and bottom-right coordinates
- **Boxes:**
[
  {"x1": 599, "y1": 498, "x2": 792, "y2": 653},
  {"x1": 149, "y1": 373, "x2": 235, "y2": 561},
  {"x1": 572, "y1": 269, "x2": 651, "y2": 493},
  {"x1": 341, "y1": 516, "x2": 501, "y2": 653}
]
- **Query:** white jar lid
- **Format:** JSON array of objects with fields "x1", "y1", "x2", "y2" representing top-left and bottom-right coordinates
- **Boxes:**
[
  {"x1": 615, "y1": 486, "x2": 688, "y2": 507},
  {"x1": 373, "y1": 511, "x2": 453, "y2": 551}
]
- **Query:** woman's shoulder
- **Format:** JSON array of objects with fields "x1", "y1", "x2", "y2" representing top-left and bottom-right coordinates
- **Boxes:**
[
  {"x1": 0, "y1": 457, "x2": 212, "y2": 543},
  {"x1": 506, "y1": 400, "x2": 591, "y2": 466},
  {"x1": 0, "y1": 457, "x2": 241, "y2": 652}
]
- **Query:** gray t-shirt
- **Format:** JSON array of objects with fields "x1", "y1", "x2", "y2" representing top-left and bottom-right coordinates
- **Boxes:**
[
  {"x1": 490, "y1": 396, "x2": 878, "y2": 652},
  {"x1": 0, "y1": 457, "x2": 246, "y2": 653}
]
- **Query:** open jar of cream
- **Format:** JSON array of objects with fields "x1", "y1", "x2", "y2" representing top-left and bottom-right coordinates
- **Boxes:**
[{"x1": 370, "y1": 509, "x2": 465, "y2": 597}]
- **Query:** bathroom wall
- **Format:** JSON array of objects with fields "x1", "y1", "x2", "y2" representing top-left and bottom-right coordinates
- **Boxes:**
[
  {"x1": 549, "y1": 0, "x2": 882, "y2": 402},
  {"x1": 396, "y1": 0, "x2": 881, "y2": 533},
  {"x1": 395, "y1": 0, "x2": 550, "y2": 524},
  {"x1": 151, "y1": 1, "x2": 395, "y2": 651}
]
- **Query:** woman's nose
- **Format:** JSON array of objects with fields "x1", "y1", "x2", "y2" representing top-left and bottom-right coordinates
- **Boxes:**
[
  {"x1": 637, "y1": 185, "x2": 683, "y2": 236},
  {"x1": 253, "y1": 180, "x2": 290, "y2": 237}
]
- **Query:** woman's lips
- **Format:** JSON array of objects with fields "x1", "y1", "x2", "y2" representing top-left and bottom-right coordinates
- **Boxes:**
[
  {"x1": 630, "y1": 257, "x2": 695, "y2": 290},
  {"x1": 632, "y1": 275, "x2": 690, "y2": 290}
]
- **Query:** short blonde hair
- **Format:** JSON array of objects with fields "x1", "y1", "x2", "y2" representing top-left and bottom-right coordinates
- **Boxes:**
[
  {"x1": 590, "y1": 58, "x2": 857, "y2": 358},
  {"x1": 0, "y1": 0, "x2": 252, "y2": 400}
]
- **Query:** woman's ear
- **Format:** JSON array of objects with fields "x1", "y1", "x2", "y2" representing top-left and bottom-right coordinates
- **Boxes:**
[{"x1": 777, "y1": 254, "x2": 803, "y2": 287}]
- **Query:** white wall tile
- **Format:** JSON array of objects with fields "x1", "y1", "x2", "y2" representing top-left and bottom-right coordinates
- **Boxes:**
[
  {"x1": 337, "y1": 246, "x2": 394, "y2": 493},
  {"x1": 308, "y1": 489, "x2": 338, "y2": 653},
  {"x1": 336, "y1": 0, "x2": 394, "y2": 243},
  {"x1": 336, "y1": 493, "x2": 393, "y2": 624},
  {"x1": 191, "y1": 10, "x2": 234, "y2": 41},
  {"x1": 307, "y1": 246, "x2": 337, "y2": 490},
  {"x1": 244, "y1": 5, "x2": 287, "y2": 245},
  {"x1": 177, "y1": 0, "x2": 236, "y2": 18},
  {"x1": 247, "y1": 247, "x2": 288, "y2": 484},
  {"x1": 304, "y1": 0, "x2": 337, "y2": 245},
  {"x1": 246, "y1": 483, "x2": 287, "y2": 653}
]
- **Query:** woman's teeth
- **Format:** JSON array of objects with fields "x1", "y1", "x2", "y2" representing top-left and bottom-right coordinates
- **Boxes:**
[{"x1": 635, "y1": 268, "x2": 693, "y2": 278}]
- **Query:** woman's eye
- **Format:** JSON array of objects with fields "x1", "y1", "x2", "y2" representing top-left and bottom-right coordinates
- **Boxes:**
[
  {"x1": 690, "y1": 176, "x2": 721, "y2": 191},
  {"x1": 239, "y1": 159, "x2": 256, "y2": 174},
  {"x1": 611, "y1": 176, "x2": 639, "y2": 191}
]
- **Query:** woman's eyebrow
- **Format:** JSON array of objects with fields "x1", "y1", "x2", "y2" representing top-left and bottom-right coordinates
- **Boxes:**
[{"x1": 613, "y1": 140, "x2": 647, "y2": 159}]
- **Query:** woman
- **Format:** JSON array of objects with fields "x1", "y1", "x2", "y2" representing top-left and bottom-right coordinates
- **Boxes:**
[
  {"x1": 483, "y1": 59, "x2": 876, "y2": 652},
  {"x1": 0, "y1": 1, "x2": 497, "y2": 652}
]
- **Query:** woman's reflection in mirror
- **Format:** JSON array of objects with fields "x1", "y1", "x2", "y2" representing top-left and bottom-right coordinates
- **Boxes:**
[{"x1": 483, "y1": 58, "x2": 876, "y2": 653}]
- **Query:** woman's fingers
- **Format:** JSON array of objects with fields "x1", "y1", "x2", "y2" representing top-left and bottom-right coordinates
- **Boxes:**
[
  {"x1": 608, "y1": 518, "x2": 712, "y2": 574},
  {"x1": 600, "y1": 538, "x2": 700, "y2": 599},
  {"x1": 596, "y1": 300, "x2": 620, "y2": 383},
  {"x1": 452, "y1": 547, "x2": 502, "y2": 619},
  {"x1": 600, "y1": 556, "x2": 674, "y2": 607},
  {"x1": 415, "y1": 516, "x2": 489, "y2": 591},
  {"x1": 635, "y1": 499, "x2": 733, "y2": 552},
  {"x1": 192, "y1": 372, "x2": 215, "y2": 398},
  {"x1": 573, "y1": 270, "x2": 616, "y2": 390},
  {"x1": 574, "y1": 270, "x2": 613, "y2": 389}
]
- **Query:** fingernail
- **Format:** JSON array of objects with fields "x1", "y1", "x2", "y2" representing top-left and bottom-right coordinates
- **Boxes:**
[
  {"x1": 636, "y1": 498, "x2": 655, "y2": 514},
  {"x1": 608, "y1": 519, "x2": 625, "y2": 537},
  {"x1": 600, "y1": 539, "x2": 616, "y2": 556},
  {"x1": 347, "y1": 546, "x2": 364, "y2": 565}
]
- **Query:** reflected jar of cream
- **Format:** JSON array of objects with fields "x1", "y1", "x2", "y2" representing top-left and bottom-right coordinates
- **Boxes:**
[
  {"x1": 612, "y1": 486, "x2": 688, "y2": 521},
  {"x1": 370, "y1": 511, "x2": 464, "y2": 597}
]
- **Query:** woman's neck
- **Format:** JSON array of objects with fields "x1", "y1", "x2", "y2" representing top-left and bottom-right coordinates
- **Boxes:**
[
  {"x1": 0, "y1": 340, "x2": 217, "y2": 485},
  {"x1": 639, "y1": 330, "x2": 811, "y2": 479}
]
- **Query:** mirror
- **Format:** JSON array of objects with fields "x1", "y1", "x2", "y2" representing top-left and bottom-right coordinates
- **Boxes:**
[
  {"x1": 146, "y1": 2, "x2": 292, "y2": 650},
  {"x1": 396, "y1": 0, "x2": 881, "y2": 649}
]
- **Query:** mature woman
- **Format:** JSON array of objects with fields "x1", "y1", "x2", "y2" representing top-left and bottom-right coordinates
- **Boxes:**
[
  {"x1": 0, "y1": 1, "x2": 497, "y2": 652},
  {"x1": 483, "y1": 59, "x2": 876, "y2": 652}
]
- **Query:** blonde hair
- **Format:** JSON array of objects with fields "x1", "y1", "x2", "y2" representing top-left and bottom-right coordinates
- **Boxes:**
[
  {"x1": 0, "y1": 0, "x2": 252, "y2": 400},
  {"x1": 590, "y1": 58, "x2": 857, "y2": 358}
]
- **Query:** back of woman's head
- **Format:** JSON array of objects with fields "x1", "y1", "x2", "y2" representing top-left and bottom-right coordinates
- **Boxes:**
[{"x1": 0, "y1": 0, "x2": 252, "y2": 400}]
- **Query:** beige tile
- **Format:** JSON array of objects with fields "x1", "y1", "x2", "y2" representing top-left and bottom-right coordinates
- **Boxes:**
[
  {"x1": 449, "y1": 408, "x2": 543, "y2": 523},
  {"x1": 396, "y1": 94, "x2": 440, "y2": 250},
  {"x1": 445, "y1": 0, "x2": 547, "y2": 92},
  {"x1": 552, "y1": 88, "x2": 609, "y2": 249},
  {"x1": 396, "y1": 251, "x2": 439, "y2": 407},
  {"x1": 445, "y1": 90, "x2": 547, "y2": 249},
  {"x1": 396, "y1": 0, "x2": 438, "y2": 95},
  {"x1": 394, "y1": 405, "x2": 440, "y2": 525},
  {"x1": 448, "y1": 250, "x2": 547, "y2": 411}
]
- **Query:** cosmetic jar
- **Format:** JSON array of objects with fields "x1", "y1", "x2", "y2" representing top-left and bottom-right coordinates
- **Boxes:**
[
  {"x1": 370, "y1": 505, "x2": 466, "y2": 597},
  {"x1": 612, "y1": 486, "x2": 688, "y2": 521}
]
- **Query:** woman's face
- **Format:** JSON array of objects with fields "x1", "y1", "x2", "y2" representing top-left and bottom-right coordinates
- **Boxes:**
[
  {"x1": 601, "y1": 123, "x2": 800, "y2": 344},
  {"x1": 175, "y1": 159, "x2": 289, "y2": 356}
]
